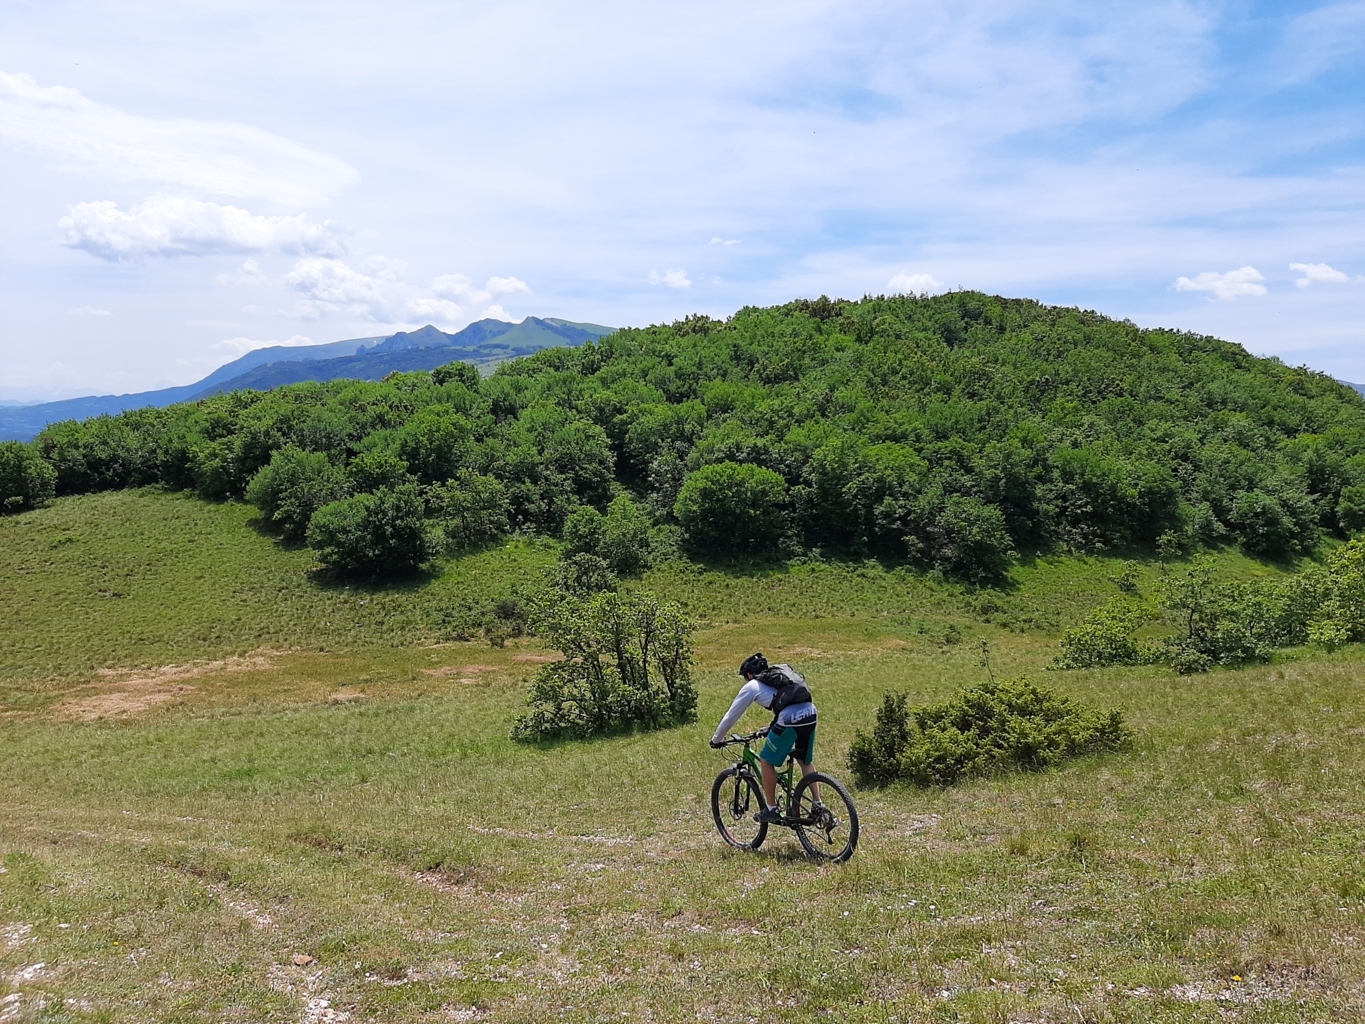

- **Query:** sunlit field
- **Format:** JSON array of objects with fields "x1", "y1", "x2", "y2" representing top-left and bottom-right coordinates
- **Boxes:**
[{"x1": 3, "y1": 490, "x2": 1364, "y2": 1022}]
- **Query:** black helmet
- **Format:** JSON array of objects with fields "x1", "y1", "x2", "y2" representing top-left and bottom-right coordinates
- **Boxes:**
[{"x1": 739, "y1": 652, "x2": 768, "y2": 678}]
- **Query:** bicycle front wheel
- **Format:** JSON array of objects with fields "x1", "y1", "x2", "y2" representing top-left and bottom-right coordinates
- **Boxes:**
[
  {"x1": 711, "y1": 767, "x2": 768, "y2": 851},
  {"x1": 792, "y1": 772, "x2": 859, "y2": 863}
]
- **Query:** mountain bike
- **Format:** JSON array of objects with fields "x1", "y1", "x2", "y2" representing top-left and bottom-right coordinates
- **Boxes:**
[{"x1": 710, "y1": 728, "x2": 859, "y2": 862}]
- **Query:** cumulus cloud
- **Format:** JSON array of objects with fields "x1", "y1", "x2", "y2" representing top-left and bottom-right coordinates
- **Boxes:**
[
  {"x1": 406, "y1": 296, "x2": 467, "y2": 323},
  {"x1": 211, "y1": 334, "x2": 314, "y2": 357},
  {"x1": 1174, "y1": 266, "x2": 1267, "y2": 300},
  {"x1": 431, "y1": 273, "x2": 530, "y2": 305},
  {"x1": 285, "y1": 257, "x2": 397, "y2": 320},
  {"x1": 286, "y1": 259, "x2": 528, "y2": 325},
  {"x1": 649, "y1": 268, "x2": 691, "y2": 288},
  {"x1": 887, "y1": 272, "x2": 945, "y2": 295},
  {"x1": 59, "y1": 196, "x2": 343, "y2": 261},
  {"x1": 0, "y1": 71, "x2": 357, "y2": 206},
  {"x1": 1290, "y1": 262, "x2": 1351, "y2": 288}
]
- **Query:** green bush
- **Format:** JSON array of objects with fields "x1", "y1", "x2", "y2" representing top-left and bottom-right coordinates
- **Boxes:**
[
  {"x1": 245, "y1": 446, "x2": 347, "y2": 541},
  {"x1": 562, "y1": 494, "x2": 653, "y2": 575},
  {"x1": 512, "y1": 588, "x2": 696, "y2": 742},
  {"x1": 1054, "y1": 599, "x2": 1159, "y2": 668},
  {"x1": 674, "y1": 461, "x2": 788, "y2": 555},
  {"x1": 903, "y1": 490, "x2": 1014, "y2": 582},
  {"x1": 427, "y1": 470, "x2": 511, "y2": 552},
  {"x1": 848, "y1": 679, "x2": 1130, "y2": 788},
  {"x1": 347, "y1": 449, "x2": 413, "y2": 493},
  {"x1": 306, "y1": 483, "x2": 434, "y2": 578},
  {"x1": 0, "y1": 441, "x2": 57, "y2": 514}
]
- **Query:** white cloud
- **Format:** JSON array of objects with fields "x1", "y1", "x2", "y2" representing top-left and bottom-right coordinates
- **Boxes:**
[
  {"x1": 59, "y1": 196, "x2": 342, "y2": 261},
  {"x1": 71, "y1": 306, "x2": 112, "y2": 316},
  {"x1": 1174, "y1": 266, "x2": 1267, "y2": 300},
  {"x1": 211, "y1": 334, "x2": 314, "y2": 357},
  {"x1": 286, "y1": 258, "x2": 527, "y2": 324},
  {"x1": 431, "y1": 273, "x2": 530, "y2": 306},
  {"x1": 217, "y1": 258, "x2": 268, "y2": 286},
  {"x1": 486, "y1": 275, "x2": 531, "y2": 297},
  {"x1": 887, "y1": 272, "x2": 945, "y2": 295},
  {"x1": 0, "y1": 71, "x2": 357, "y2": 206},
  {"x1": 710, "y1": 237, "x2": 740, "y2": 246},
  {"x1": 285, "y1": 257, "x2": 396, "y2": 320},
  {"x1": 649, "y1": 268, "x2": 691, "y2": 288},
  {"x1": 1290, "y1": 262, "x2": 1351, "y2": 288},
  {"x1": 482, "y1": 305, "x2": 514, "y2": 322},
  {"x1": 405, "y1": 296, "x2": 466, "y2": 324}
]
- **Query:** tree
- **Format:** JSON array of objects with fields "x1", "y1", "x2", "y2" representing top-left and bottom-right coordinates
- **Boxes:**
[
  {"x1": 674, "y1": 461, "x2": 789, "y2": 554},
  {"x1": 396, "y1": 406, "x2": 473, "y2": 483},
  {"x1": 562, "y1": 494, "x2": 653, "y2": 574},
  {"x1": 512, "y1": 588, "x2": 696, "y2": 741},
  {"x1": 245, "y1": 446, "x2": 347, "y2": 542},
  {"x1": 0, "y1": 441, "x2": 56, "y2": 513},
  {"x1": 306, "y1": 483, "x2": 434, "y2": 578},
  {"x1": 428, "y1": 470, "x2": 511, "y2": 551}
]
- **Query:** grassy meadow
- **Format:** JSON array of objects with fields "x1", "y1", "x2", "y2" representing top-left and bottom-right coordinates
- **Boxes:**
[{"x1": 3, "y1": 489, "x2": 1365, "y2": 1022}]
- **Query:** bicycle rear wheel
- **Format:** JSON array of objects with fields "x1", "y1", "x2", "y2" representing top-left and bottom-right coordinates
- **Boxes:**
[
  {"x1": 711, "y1": 767, "x2": 768, "y2": 851},
  {"x1": 792, "y1": 772, "x2": 859, "y2": 863}
]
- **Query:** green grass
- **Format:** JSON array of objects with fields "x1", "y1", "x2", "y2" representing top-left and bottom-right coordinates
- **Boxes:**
[{"x1": 3, "y1": 489, "x2": 1364, "y2": 1022}]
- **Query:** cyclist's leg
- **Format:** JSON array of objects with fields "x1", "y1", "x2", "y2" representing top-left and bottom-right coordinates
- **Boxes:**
[
  {"x1": 794, "y1": 724, "x2": 821, "y2": 802},
  {"x1": 759, "y1": 759, "x2": 779, "y2": 807},
  {"x1": 759, "y1": 725, "x2": 797, "y2": 807}
]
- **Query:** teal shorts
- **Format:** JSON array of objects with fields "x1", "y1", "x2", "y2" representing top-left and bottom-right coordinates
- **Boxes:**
[{"x1": 760, "y1": 721, "x2": 817, "y2": 767}]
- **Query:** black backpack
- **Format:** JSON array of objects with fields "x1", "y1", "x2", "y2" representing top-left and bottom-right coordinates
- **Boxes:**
[{"x1": 758, "y1": 663, "x2": 812, "y2": 715}]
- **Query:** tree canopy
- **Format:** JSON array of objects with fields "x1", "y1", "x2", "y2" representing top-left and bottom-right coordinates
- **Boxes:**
[{"x1": 10, "y1": 291, "x2": 1365, "y2": 579}]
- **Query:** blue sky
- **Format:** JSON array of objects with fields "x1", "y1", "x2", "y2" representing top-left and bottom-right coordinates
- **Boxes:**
[{"x1": 0, "y1": 0, "x2": 1361, "y2": 399}]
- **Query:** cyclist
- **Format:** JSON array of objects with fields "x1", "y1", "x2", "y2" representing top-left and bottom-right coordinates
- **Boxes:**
[{"x1": 710, "y1": 653, "x2": 822, "y2": 824}]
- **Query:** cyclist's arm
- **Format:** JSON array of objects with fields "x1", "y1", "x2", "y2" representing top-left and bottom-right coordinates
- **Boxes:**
[{"x1": 711, "y1": 680, "x2": 762, "y2": 744}]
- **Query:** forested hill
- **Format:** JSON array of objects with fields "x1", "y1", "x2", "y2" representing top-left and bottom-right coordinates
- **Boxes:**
[{"x1": 5, "y1": 292, "x2": 1364, "y2": 581}]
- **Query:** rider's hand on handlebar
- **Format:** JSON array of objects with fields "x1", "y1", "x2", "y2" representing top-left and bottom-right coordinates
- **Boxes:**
[{"x1": 709, "y1": 739, "x2": 725, "y2": 749}]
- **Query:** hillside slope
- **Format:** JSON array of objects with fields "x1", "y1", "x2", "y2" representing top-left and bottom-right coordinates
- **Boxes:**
[{"x1": 12, "y1": 292, "x2": 1365, "y2": 579}]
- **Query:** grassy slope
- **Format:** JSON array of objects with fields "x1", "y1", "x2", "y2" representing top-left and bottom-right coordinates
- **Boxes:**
[{"x1": 3, "y1": 491, "x2": 1365, "y2": 1022}]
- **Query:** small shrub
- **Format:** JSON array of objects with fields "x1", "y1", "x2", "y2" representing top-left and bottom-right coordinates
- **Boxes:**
[
  {"x1": 511, "y1": 589, "x2": 696, "y2": 742},
  {"x1": 1054, "y1": 599, "x2": 1158, "y2": 669},
  {"x1": 306, "y1": 484, "x2": 434, "y2": 578},
  {"x1": 246, "y1": 446, "x2": 347, "y2": 542},
  {"x1": 847, "y1": 678, "x2": 1130, "y2": 788},
  {"x1": 847, "y1": 692, "x2": 913, "y2": 787},
  {"x1": 0, "y1": 441, "x2": 56, "y2": 513}
]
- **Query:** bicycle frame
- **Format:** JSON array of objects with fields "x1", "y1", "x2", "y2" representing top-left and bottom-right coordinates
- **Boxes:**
[{"x1": 726, "y1": 733, "x2": 816, "y2": 827}]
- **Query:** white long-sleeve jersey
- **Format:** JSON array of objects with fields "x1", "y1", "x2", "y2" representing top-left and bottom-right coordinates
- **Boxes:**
[{"x1": 711, "y1": 679, "x2": 817, "y2": 744}]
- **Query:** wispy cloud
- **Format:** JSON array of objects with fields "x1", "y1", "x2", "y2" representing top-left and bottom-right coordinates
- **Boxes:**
[
  {"x1": 60, "y1": 197, "x2": 343, "y2": 261},
  {"x1": 1290, "y1": 262, "x2": 1351, "y2": 288},
  {"x1": 649, "y1": 268, "x2": 691, "y2": 288},
  {"x1": 710, "y1": 237, "x2": 739, "y2": 246},
  {"x1": 70, "y1": 306, "x2": 112, "y2": 316},
  {"x1": 0, "y1": 71, "x2": 357, "y2": 206},
  {"x1": 1174, "y1": 266, "x2": 1267, "y2": 301}
]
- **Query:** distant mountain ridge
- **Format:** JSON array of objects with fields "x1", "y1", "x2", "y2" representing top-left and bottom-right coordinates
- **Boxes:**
[{"x1": 0, "y1": 317, "x2": 614, "y2": 441}]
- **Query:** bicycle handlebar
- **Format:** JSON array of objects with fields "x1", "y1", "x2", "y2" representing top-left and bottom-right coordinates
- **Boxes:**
[{"x1": 718, "y1": 728, "x2": 769, "y2": 746}]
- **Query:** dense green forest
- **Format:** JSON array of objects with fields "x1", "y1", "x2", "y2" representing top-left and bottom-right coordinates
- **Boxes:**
[{"x1": 4, "y1": 291, "x2": 1364, "y2": 581}]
